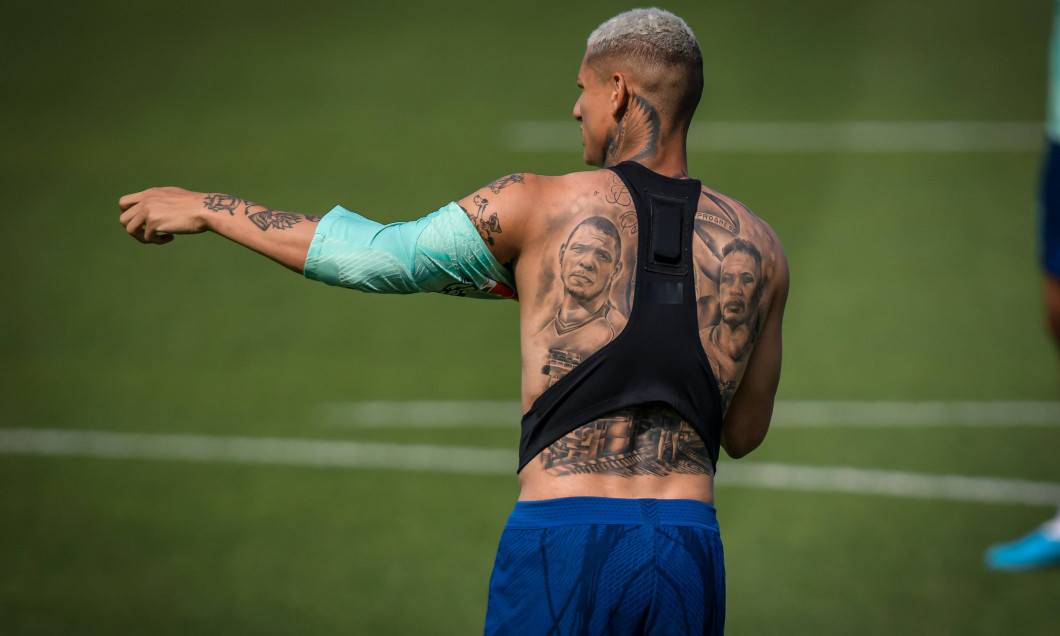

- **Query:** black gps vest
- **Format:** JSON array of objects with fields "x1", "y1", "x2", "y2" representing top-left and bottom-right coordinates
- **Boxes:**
[{"x1": 517, "y1": 161, "x2": 724, "y2": 472}]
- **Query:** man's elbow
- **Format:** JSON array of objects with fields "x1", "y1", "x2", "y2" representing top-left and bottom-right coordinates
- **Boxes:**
[
  {"x1": 719, "y1": 415, "x2": 770, "y2": 459},
  {"x1": 720, "y1": 435, "x2": 763, "y2": 460}
]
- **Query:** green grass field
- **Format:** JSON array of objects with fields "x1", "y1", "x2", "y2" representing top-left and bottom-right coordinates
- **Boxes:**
[{"x1": 3, "y1": 0, "x2": 1060, "y2": 633}]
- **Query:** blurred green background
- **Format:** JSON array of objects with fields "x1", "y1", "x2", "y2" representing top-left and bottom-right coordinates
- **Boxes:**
[{"x1": 2, "y1": 0, "x2": 1059, "y2": 633}]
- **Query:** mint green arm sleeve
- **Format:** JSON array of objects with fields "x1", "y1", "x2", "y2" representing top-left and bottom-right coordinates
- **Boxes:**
[{"x1": 302, "y1": 202, "x2": 518, "y2": 300}]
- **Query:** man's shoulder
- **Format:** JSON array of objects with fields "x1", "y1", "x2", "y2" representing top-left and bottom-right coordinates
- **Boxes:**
[
  {"x1": 698, "y1": 184, "x2": 784, "y2": 250},
  {"x1": 519, "y1": 168, "x2": 616, "y2": 191},
  {"x1": 477, "y1": 169, "x2": 613, "y2": 201}
]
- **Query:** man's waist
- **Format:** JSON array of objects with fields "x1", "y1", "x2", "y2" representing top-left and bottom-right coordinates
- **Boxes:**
[
  {"x1": 517, "y1": 466, "x2": 715, "y2": 505},
  {"x1": 502, "y1": 496, "x2": 719, "y2": 530}
]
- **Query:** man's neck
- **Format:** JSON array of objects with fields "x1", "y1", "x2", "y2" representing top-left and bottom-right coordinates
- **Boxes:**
[
  {"x1": 558, "y1": 295, "x2": 608, "y2": 328},
  {"x1": 603, "y1": 93, "x2": 689, "y2": 179}
]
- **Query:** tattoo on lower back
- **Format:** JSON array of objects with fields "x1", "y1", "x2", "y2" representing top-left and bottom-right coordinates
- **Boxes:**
[
  {"x1": 539, "y1": 406, "x2": 712, "y2": 478},
  {"x1": 202, "y1": 194, "x2": 319, "y2": 231}
]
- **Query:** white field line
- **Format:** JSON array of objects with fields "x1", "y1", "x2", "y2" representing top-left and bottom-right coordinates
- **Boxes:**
[
  {"x1": 720, "y1": 462, "x2": 1060, "y2": 507},
  {"x1": 317, "y1": 400, "x2": 1060, "y2": 428},
  {"x1": 505, "y1": 121, "x2": 1044, "y2": 153},
  {"x1": 318, "y1": 400, "x2": 523, "y2": 428},
  {"x1": 2, "y1": 428, "x2": 1059, "y2": 507},
  {"x1": 773, "y1": 400, "x2": 1060, "y2": 427},
  {"x1": 0, "y1": 429, "x2": 511, "y2": 475}
]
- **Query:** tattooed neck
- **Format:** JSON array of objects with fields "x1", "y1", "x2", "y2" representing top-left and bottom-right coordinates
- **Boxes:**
[{"x1": 604, "y1": 93, "x2": 661, "y2": 168}]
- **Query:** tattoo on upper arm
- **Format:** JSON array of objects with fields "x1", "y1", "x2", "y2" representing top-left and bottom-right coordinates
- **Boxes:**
[
  {"x1": 488, "y1": 173, "x2": 525, "y2": 194},
  {"x1": 202, "y1": 194, "x2": 320, "y2": 232},
  {"x1": 464, "y1": 195, "x2": 503, "y2": 246}
]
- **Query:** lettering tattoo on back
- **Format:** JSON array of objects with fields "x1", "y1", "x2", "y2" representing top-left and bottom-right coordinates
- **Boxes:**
[
  {"x1": 605, "y1": 172, "x2": 633, "y2": 207},
  {"x1": 202, "y1": 194, "x2": 320, "y2": 232}
]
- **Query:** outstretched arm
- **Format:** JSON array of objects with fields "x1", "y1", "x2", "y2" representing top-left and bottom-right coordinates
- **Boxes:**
[
  {"x1": 121, "y1": 184, "x2": 523, "y2": 299},
  {"x1": 118, "y1": 187, "x2": 319, "y2": 273}
]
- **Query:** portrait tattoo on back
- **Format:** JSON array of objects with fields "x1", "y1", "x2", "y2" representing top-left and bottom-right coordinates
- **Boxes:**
[
  {"x1": 696, "y1": 215, "x2": 767, "y2": 409},
  {"x1": 531, "y1": 216, "x2": 625, "y2": 388}
]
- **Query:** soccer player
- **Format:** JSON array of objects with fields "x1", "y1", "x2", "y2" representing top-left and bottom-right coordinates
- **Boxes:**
[
  {"x1": 983, "y1": 0, "x2": 1060, "y2": 572},
  {"x1": 119, "y1": 9, "x2": 789, "y2": 633}
]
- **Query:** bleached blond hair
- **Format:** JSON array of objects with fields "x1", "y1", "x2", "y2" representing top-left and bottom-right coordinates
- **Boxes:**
[
  {"x1": 585, "y1": 8, "x2": 703, "y2": 122},
  {"x1": 586, "y1": 8, "x2": 701, "y2": 69}
]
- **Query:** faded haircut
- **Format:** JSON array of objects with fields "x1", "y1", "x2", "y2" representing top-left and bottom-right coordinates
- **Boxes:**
[
  {"x1": 587, "y1": 7, "x2": 701, "y2": 67},
  {"x1": 585, "y1": 8, "x2": 703, "y2": 122}
]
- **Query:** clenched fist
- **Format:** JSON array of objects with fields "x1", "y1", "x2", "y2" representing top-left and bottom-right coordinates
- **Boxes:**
[{"x1": 118, "y1": 187, "x2": 210, "y2": 244}]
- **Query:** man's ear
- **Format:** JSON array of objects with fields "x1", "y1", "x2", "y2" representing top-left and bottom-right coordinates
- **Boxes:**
[{"x1": 610, "y1": 72, "x2": 630, "y2": 119}]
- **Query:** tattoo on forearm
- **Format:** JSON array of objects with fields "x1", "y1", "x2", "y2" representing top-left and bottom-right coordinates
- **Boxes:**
[
  {"x1": 202, "y1": 194, "x2": 319, "y2": 231},
  {"x1": 203, "y1": 194, "x2": 242, "y2": 216},
  {"x1": 462, "y1": 195, "x2": 503, "y2": 246},
  {"x1": 540, "y1": 406, "x2": 712, "y2": 478},
  {"x1": 249, "y1": 209, "x2": 304, "y2": 231}
]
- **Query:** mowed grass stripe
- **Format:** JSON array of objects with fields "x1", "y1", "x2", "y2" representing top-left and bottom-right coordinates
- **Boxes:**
[
  {"x1": 506, "y1": 121, "x2": 1044, "y2": 153},
  {"x1": 0, "y1": 428, "x2": 512, "y2": 475},
  {"x1": 318, "y1": 400, "x2": 1060, "y2": 428},
  {"x1": 3, "y1": 428, "x2": 1059, "y2": 507}
]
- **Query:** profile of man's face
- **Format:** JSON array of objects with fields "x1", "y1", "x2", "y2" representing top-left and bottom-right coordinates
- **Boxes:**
[
  {"x1": 561, "y1": 223, "x2": 621, "y2": 302},
  {"x1": 573, "y1": 55, "x2": 612, "y2": 167},
  {"x1": 718, "y1": 250, "x2": 760, "y2": 325}
]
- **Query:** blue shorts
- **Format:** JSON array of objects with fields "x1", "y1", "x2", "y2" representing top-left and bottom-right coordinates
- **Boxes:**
[
  {"x1": 484, "y1": 497, "x2": 725, "y2": 636},
  {"x1": 1040, "y1": 138, "x2": 1060, "y2": 277}
]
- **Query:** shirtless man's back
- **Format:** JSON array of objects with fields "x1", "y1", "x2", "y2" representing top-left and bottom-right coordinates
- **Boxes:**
[
  {"x1": 465, "y1": 168, "x2": 786, "y2": 507},
  {"x1": 119, "y1": 9, "x2": 788, "y2": 635}
]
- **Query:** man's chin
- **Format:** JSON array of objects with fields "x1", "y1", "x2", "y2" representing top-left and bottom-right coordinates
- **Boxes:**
[
  {"x1": 582, "y1": 147, "x2": 605, "y2": 167},
  {"x1": 565, "y1": 286, "x2": 594, "y2": 302}
]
